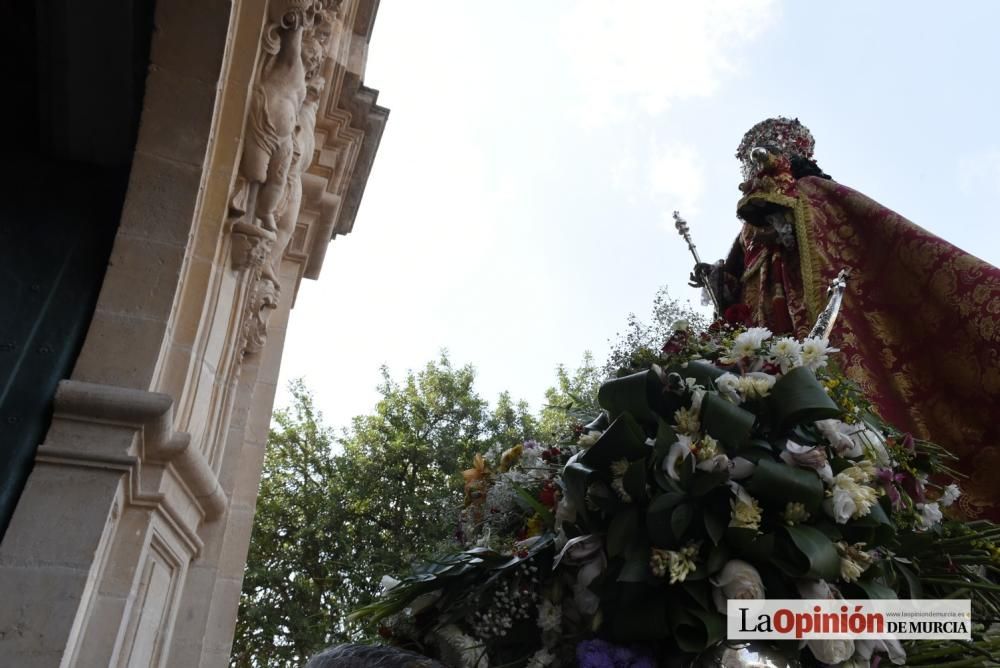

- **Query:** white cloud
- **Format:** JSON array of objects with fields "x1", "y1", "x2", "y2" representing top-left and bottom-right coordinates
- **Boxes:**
[
  {"x1": 649, "y1": 143, "x2": 706, "y2": 217},
  {"x1": 957, "y1": 149, "x2": 1000, "y2": 195},
  {"x1": 557, "y1": 0, "x2": 780, "y2": 127}
]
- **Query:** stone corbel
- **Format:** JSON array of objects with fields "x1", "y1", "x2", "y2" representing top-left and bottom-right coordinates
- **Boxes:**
[
  {"x1": 230, "y1": 221, "x2": 277, "y2": 272},
  {"x1": 34, "y1": 380, "x2": 227, "y2": 555}
]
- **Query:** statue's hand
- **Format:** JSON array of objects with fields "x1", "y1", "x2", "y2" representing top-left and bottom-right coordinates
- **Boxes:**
[{"x1": 688, "y1": 262, "x2": 715, "y2": 288}]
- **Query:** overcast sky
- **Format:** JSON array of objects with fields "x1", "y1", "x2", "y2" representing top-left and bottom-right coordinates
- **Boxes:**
[{"x1": 278, "y1": 0, "x2": 1000, "y2": 429}]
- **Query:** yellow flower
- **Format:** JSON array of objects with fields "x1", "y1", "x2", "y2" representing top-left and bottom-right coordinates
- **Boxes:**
[
  {"x1": 525, "y1": 513, "x2": 544, "y2": 538},
  {"x1": 499, "y1": 444, "x2": 523, "y2": 472}
]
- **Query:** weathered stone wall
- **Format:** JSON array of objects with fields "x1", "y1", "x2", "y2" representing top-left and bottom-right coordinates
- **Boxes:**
[{"x1": 0, "y1": 1, "x2": 387, "y2": 665}]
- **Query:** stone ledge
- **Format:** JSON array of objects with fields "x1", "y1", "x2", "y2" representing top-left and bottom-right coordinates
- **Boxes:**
[{"x1": 41, "y1": 380, "x2": 227, "y2": 538}]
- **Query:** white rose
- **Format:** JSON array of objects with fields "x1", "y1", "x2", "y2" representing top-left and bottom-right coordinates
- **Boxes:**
[
  {"x1": 855, "y1": 637, "x2": 907, "y2": 665},
  {"x1": 806, "y1": 638, "x2": 855, "y2": 664},
  {"x1": 710, "y1": 559, "x2": 765, "y2": 613},
  {"x1": 715, "y1": 373, "x2": 743, "y2": 403},
  {"x1": 827, "y1": 486, "x2": 858, "y2": 524},
  {"x1": 796, "y1": 579, "x2": 833, "y2": 600}
]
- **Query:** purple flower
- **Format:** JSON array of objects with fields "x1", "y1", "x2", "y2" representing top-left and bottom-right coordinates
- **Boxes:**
[
  {"x1": 576, "y1": 639, "x2": 656, "y2": 668},
  {"x1": 900, "y1": 471, "x2": 926, "y2": 504},
  {"x1": 876, "y1": 468, "x2": 904, "y2": 509}
]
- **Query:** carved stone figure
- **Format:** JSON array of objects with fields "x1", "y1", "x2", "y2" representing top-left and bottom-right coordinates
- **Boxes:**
[
  {"x1": 261, "y1": 17, "x2": 327, "y2": 284},
  {"x1": 230, "y1": 1, "x2": 343, "y2": 356},
  {"x1": 240, "y1": 0, "x2": 311, "y2": 235}
]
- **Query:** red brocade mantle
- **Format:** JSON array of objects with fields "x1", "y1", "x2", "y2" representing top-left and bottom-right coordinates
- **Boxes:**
[{"x1": 737, "y1": 175, "x2": 1000, "y2": 518}]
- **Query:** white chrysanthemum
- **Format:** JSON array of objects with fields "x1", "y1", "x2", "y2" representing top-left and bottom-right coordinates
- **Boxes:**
[
  {"x1": 674, "y1": 405, "x2": 701, "y2": 435},
  {"x1": 610, "y1": 459, "x2": 632, "y2": 503},
  {"x1": 769, "y1": 336, "x2": 802, "y2": 372},
  {"x1": 536, "y1": 599, "x2": 561, "y2": 633},
  {"x1": 783, "y1": 501, "x2": 810, "y2": 525},
  {"x1": 729, "y1": 483, "x2": 762, "y2": 531},
  {"x1": 836, "y1": 542, "x2": 873, "y2": 583},
  {"x1": 916, "y1": 502, "x2": 943, "y2": 530},
  {"x1": 731, "y1": 327, "x2": 773, "y2": 359},
  {"x1": 738, "y1": 372, "x2": 776, "y2": 399},
  {"x1": 526, "y1": 649, "x2": 556, "y2": 668},
  {"x1": 695, "y1": 435, "x2": 720, "y2": 462},
  {"x1": 800, "y1": 337, "x2": 839, "y2": 371},
  {"x1": 577, "y1": 429, "x2": 603, "y2": 449},
  {"x1": 435, "y1": 624, "x2": 489, "y2": 668},
  {"x1": 940, "y1": 483, "x2": 961, "y2": 507}
]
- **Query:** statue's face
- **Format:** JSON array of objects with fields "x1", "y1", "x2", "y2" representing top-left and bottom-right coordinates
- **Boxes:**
[{"x1": 301, "y1": 37, "x2": 324, "y2": 78}]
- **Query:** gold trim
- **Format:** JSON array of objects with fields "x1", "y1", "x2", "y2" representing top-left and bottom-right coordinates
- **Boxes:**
[{"x1": 736, "y1": 191, "x2": 823, "y2": 320}]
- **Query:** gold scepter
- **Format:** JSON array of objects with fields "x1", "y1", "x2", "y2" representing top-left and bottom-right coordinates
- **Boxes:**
[{"x1": 673, "y1": 211, "x2": 722, "y2": 318}]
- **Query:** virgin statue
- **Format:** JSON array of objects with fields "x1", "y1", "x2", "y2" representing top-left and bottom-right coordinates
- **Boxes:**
[{"x1": 693, "y1": 117, "x2": 1000, "y2": 518}]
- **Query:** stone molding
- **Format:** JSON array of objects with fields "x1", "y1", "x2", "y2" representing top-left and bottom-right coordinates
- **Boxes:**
[{"x1": 35, "y1": 380, "x2": 226, "y2": 555}]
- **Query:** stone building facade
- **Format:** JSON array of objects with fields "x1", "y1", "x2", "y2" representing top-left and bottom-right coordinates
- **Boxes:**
[{"x1": 0, "y1": 0, "x2": 387, "y2": 665}]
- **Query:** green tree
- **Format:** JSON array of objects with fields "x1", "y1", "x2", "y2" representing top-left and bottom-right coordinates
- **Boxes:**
[
  {"x1": 603, "y1": 286, "x2": 710, "y2": 377},
  {"x1": 537, "y1": 351, "x2": 603, "y2": 440},
  {"x1": 231, "y1": 354, "x2": 536, "y2": 667}
]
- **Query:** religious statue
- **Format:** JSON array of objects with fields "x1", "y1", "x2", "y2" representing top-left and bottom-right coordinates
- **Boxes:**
[{"x1": 692, "y1": 117, "x2": 1000, "y2": 518}]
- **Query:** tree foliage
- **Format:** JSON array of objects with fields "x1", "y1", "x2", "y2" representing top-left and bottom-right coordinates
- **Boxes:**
[
  {"x1": 233, "y1": 287, "x2": 705, "y2": 665},
  {"x1": 231, "y1": 355, "x2": 537, "y2": 667}
]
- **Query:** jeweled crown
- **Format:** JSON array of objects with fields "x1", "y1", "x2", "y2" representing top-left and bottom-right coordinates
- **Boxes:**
[{"x1": 736, "y1": 117, "x2": 815, "y2": 180}]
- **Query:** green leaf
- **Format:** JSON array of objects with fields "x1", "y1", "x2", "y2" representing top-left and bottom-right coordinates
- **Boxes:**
[
  {"x1": 608, "y1": 506, "x2": 640, "y2": 558},
  {"x1": 597, "y1": 369, "x2": 665, "y2": 426},
  {"x1": 512, "y1": 483, "x2": 555, "y2": 527},
  {"x1": 611, "y1": 594, "x2": 669, "y2": 642},
  {"x1": 854, "y1": 578, "x2": 897, "y2": 600},
  {"x1": 781, "y1": 525, "x2": 841, "y2": 580},
  {"x1": 562, "y1": 461, "x2": 597, "y2": 515},
  {"x1": 667, "y1": 605, "x2": 725, "y2": 652},
  {"x1": 619, "y1": 543, "x2": 652, "y2": 583},
  {"x1": 745, "y1": 458, "x2": 824, "y2": 513},
  {"x1": 726, "y1": 527, "x2": 775, "y2": 562},
  {"x1": 700, "y1": 392, "x2": 755, "y2": 451},
  {"x1": 647, "y1": 493, "x2": 685, "y2": 547},
  {"x1": 671, "y1": 502, "x2": 694, "y2": 541},
  {"x1": 689, "y1": 469, "x2": 731, "y2": 497},
  {"x1": 580, "y1": 414, "x2": 650, "y2": 471},
  {"x1": 654, "y1": 418, "x2": 678, "y2": 456},
  {"x1": 768, "y1": 366, "x2": 841, "y2": 430},
  {"x1": 895, "y1": 560, "x2": 923, "y2": 598},
  {"x1": 671, "y1": 359, "x2": 725, "y2": 387},
  {"x1": 623, "y1": 458, "x2": 649, "y2": 502},
  {"x1": 706, "y1": 542, "x2": 730, "y2": 574},
  {"x1": 704, "y1": 509, "x2": 727, "y2": 545}
]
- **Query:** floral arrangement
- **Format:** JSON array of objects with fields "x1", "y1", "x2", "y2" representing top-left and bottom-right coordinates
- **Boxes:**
[{"x1": 352, "y1": 323, "x2": 1000, "y2": 667}]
